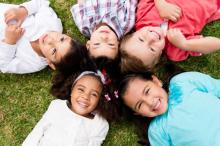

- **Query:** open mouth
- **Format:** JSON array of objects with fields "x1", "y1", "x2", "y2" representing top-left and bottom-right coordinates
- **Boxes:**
[
  {"x1": 77, "y1": 100, "x2": 89, "y2": 108},
  {"x1": 149, "y1": 30, "x2": 161, "y2": 40},
  {"x1": 152, "y1": 99, "x2": 161, "y2": 111},
  {"x1": 100, "y1": 30, "x2": 109, "y2": 33}
]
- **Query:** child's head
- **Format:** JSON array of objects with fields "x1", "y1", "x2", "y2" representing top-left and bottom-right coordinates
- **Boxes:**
[
  {"x1": 86, "y1": 24, "x2": 119, "y2": 60},
  {"x1": 51, "y1": 71, "x2": 104, "y2": 117},
  {"x1": 51, "y1": 69, "x2": 122, "y2": 121},
  {"x1": 119, "y1": 72, "x2": 168, "y2": 117},
  {"x1": 120, "y1": 26, "x2": 166, "y2": 73},
  {"x1": 70, "y1": 71, "x2": 103, "y2": 117},
  {"x1": 39, "y1": 31, "x2": 89, "y2": 73}
]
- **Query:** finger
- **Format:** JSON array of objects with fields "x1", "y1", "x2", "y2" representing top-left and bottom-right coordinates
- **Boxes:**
[
  {"x1": 4, "y1": 9, "x2": 10, "y2": 18},
  {"x1": 17, "y1": 20, "x2": 22, "y2": 27},
  {"x1": 15, "y1": 27, "x2": 22, "y2": 34},
  {"x1": 5, "y1": 14, "x2": 14, "y2": 24},
  {"x1": 173, "y1": 12, "x2": 181, "y2": 21},
  {"x1": 169, "y1": 16, "x2": 177, "y2": 22},
  {"x1": 21, "y1": 28, "x2": 25, "y2": 36}
]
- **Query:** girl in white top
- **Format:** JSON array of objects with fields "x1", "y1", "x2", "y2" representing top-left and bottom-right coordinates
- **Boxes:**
[
  {"x1": 0, "y1": 0, "x2": 87, "y2": 74},
  {"x1": 22, "y1": 70, "x2": 109, "y2": 146}
]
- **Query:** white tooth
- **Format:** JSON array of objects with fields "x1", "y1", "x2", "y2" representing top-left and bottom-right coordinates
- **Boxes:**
[
  {"x1": 78, "y1": 101, "x2": 88, "y2": 108},
  {"x1": 154, "y1": 100, "x2": 160, "y2": 110}
]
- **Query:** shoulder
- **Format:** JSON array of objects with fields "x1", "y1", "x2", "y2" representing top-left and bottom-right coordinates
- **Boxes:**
[
  {"x1": 92, "y1": 114, "x2": 109, "y2": 130},
  {"x1": 48, "y1": 99, "x2": 67, "y2": 109},
  {"x1": 170, "y1": 72, "x2": 205, "y2": 83}
]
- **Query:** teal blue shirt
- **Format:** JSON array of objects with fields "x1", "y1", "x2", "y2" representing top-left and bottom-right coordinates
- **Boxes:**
[{"x1": 148, "y1": 72, "x2": 220, "y2": 146}]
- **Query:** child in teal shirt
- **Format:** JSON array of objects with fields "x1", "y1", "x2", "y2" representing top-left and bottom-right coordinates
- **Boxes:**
[{"x1": 120, "y1": 71, "x2": 220, "y2": 146}]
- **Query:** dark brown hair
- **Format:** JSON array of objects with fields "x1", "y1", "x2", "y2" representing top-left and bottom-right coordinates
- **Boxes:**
[{"x1": 54, "y1": 39, "x2": 90, "y2": 75}]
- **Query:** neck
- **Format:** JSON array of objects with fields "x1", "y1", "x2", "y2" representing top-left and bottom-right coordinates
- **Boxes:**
[{"x1": 31, "y1": 40, "x2": 44, "y2": 57}]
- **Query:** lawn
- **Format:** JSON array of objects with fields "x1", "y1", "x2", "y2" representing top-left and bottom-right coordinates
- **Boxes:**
[{"x1": 0, "y1": 0, "x2": 220, "y2": 146}]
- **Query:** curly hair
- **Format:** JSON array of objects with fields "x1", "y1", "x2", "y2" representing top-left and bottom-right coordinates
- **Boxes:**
[
  {"x1": 89, "y1": 56, "x2": 123, "y2": 122},
  {"x1": 51, "y1": 69, "x2": 123, "y2": 122}
]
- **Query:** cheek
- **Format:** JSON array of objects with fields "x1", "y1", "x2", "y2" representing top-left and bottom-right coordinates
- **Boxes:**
[{"x1": 90, "y1": 97, "x2": 99, "y2": 108}]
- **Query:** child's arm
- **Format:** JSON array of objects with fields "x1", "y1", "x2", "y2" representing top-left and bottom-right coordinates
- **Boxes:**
[
  {"x1": 0, "y1": 25, "x2": 43, "y2": 74},
  {"x1": 167, "y1": 28, "x2": 220, "y2": 54},
  {"x1": 4, "y1": 6, "x2": 28, "y2": 26},
  {"x1": 4, "y1": 0, "x2": 49, "y2": 26},
  {"x1": 22, "y1": 101, "x2": 54, "y2": 146},
  {"x1": 77, "y1": 0, "x2": 85, "y2": 4},
  {"x1": 154, "y1": 0, "x2": 181, "y2": 22}
]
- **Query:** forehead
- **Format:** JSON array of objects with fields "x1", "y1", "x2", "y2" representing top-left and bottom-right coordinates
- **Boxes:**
[
  {"x1": 55, "y1": 39, "x2": 71, "y2": 62},
  {"x1": 75, "y1": 75, "x2": 102, "y2": 88}
]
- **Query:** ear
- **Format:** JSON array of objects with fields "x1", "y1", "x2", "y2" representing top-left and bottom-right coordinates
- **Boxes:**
[
  {"x1": 86, "y1": 40, "x2": 91, "y2": 50},
  {"x1": 46, "y1": 59, "x2": 56, "y2": 70},
  {"x1": 152, "y1": 75, "x2": 163, "y2": 87}
]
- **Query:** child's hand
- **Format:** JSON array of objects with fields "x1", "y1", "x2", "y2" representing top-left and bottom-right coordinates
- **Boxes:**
[
  {"x1": 3, "y1": 24, "x2": 25, "y2": 45},
  {"x1": 4, "y1": 7, "x2": 28, "y2": 26},
  {"x1": 77, "y1": 0, "x2": 85, "y2": 4},
  {"x1": 167, "y1": 28, "x2": 187, "y2": 50},
  {"x1": 155, "y1": 0, "x2": 181, "y2": 22}
]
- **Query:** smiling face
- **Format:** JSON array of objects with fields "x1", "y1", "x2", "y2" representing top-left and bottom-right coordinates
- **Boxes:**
[
  {"x1": 122, "y1": 26, "x2": 166, "y2": 68},
  {"x1": 123, "y1": 76, "x2": 168, "y2": 117},
  {"x1": 70, "y1": 75, "x2": 103, "y2": 117},
  {"x1": 39, "y1": 31, "x2": 72, "y2": 69},
  {"x1": 86, "y1": 25, "x2": 119, "y2": 59}
]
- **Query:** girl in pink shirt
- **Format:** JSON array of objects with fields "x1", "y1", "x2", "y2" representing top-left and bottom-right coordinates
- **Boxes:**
[{"x1": 120, "y1": 0, "x2": 220, "y2": 72}]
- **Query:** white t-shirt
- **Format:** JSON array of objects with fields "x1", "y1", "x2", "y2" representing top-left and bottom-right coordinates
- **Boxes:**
[
  {"x1": 0, "y1": 0, "x2": 62, "y2": 74},
  {"x1": 22, "y1": 99, "x2": 109, "y2": 146}
]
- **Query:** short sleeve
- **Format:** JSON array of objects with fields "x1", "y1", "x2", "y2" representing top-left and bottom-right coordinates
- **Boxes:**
[
  {"x1": 170, "y1": 72, "x2": 220, "y2": 98},
  {"x1": 70, "y1": 3, "x2": 94, "y2": 38}
]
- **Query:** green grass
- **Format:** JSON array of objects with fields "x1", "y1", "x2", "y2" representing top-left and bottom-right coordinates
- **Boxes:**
[{"x1": 0, "y1": 0, "x2": 220, "y2": 146}]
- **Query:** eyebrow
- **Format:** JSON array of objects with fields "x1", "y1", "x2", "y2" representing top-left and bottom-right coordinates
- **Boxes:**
[
  {"x1": 77, "y1": 84, "x2": 100, "y2": 94},
  {"x1": 134, "y1": 85, "x2": 148, "y2": 111},
  {"x1": 142, "y1": 85, "x2": 147, "y2": 95},
  {"x1": 76, "y1": 84, "x2": 85, "y2": 88}
]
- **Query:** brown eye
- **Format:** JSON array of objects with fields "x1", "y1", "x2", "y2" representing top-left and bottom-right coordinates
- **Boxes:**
[
  {"x1": 78, "y1": 88, "x2": 84, "y2": 92},
  {"x1": 94, "y1": 43, "x2": 100, "y2": 46},
  {"x1": 108, "y1": 43, "x2": 114, "y2": 46},
  {"x1": 139, "y1": 38, "x2": 144, "y2": 42},
  {"x1": 150, "y1": 47, "x2": 156, "y2": 52},
  {"x1": 60, "y1": 37, "x2": 64, "y2": 42}
]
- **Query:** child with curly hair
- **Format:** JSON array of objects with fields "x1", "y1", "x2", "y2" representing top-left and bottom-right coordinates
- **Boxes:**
[{"x1": 22, "y1": 70, "x2": 110, "y2": 146}]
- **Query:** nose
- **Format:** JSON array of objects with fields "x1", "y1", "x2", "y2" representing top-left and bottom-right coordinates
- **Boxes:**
[
  {"x1": 46, "y1": 36, "x2": 55, "y2": 45},
  {"x1": 81, "y1": 92, "x2": 90, "y2": 100},
  {"x1": 146, "y1": 32, "x2": 158, "y2": 45},
  {"x1": 101, "y1": 35, "x2": 108, "y2": 41}
]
